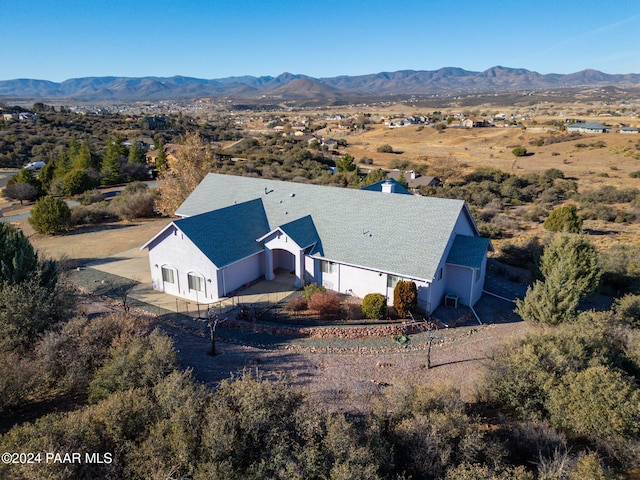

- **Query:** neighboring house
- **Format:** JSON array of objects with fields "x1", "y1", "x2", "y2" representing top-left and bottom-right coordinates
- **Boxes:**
[
  {"x1": 141, "y1": 174, "x2": 492, "y2": 315},
  {"x1": 145, "y1": 143, "x2": 180, "y2": 167},
  {"x1": 620, "y1": 127, "x2": 639, "y2": 134},
  {"x1": 387, "y1": 170, "x2": 440, "y2": 190},
  {"x1": 566, "y1": 122, "x2": 610, "y2": 133}
]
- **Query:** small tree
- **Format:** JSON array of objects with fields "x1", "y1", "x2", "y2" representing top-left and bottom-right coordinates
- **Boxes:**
[
  {"x1": 336, "y1": 154, "x2": 357, "y2": 172},
  {"x1": 516, "y1": 235, "x2": 600, "y2": 326},
  {"x1": 512, "y1": 146, "x2": 527, "y2": 157},
  {"x1": 362, "y1": 293, "x2": 387, "y2": 320},
  {"x1": 29, "y1": 196, "x2": 71, "y2": 235},
  {"x1": 2, "y1": 182, "x2": 38, "y2": 205},
  {"x1": 376, "y1": 144, "x2": 394, "y2": 153},
  {"x1": 64, "y1": 169, "x2": 95, "y2": 196},
  {"x1": 0, "y1": 223, "x2": 38, "y2": 287},
  {"x1": 544, "y1": 204, "x2": 583, "y2": 233},
  {"x1": 394, "y1": 280, "x2": 418, "y2": 318}
]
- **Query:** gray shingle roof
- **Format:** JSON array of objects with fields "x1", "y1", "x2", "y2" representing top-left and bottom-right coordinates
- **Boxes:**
[
  {"x1": 446, "y1": 235, "x2": 491, "y2": 269},
  {"x1": 174, "y1": 199, "x2": 270, "y2": 268},
  {"x1": 278, "y1": 215, "x2": 323, "y2": 254},
  {"x1": 176, "y1": 174, "x2": 476, "y2": 281}
]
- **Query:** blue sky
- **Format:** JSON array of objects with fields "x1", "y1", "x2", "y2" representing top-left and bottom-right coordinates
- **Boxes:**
[{"x1": 2, "y1": 0, "x2": 640, "y2": 82}]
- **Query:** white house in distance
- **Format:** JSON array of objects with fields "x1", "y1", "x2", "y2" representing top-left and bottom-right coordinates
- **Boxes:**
[{"x1": 141, "y1": 174, "x2": 492, "y2": 315}]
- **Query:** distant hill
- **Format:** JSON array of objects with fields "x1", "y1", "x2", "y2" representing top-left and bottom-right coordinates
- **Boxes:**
[{"x1": 1, "y1": 67, "x2": 640, "y2": 102}]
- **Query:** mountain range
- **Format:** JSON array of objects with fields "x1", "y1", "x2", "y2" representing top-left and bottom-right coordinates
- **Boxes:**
[{"x1": 1, "y1": 66, "x2": 640, "y2": 102}]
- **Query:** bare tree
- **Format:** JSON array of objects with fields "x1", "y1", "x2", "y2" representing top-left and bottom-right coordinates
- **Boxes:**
[{"x1": 207, "y1": 309, "x2": 227, "y2": 356}]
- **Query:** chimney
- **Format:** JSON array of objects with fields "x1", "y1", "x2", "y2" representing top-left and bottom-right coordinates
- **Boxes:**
[{"x1": 381, "y1": 180, "x2": 395, "y2": 194}]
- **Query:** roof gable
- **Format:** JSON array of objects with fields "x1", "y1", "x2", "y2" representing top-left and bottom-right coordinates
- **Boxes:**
[
  {"x1": 175, "y1": 199, "x2": 270, "y2": 268},
  {"x1": 446, "y1": 235, "x2": 492, "y2": 269}
]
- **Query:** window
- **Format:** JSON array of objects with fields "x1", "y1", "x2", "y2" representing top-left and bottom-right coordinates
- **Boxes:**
[
  {"x1": 474, "y1": 268, "x2": 480, "y2": 283},
  {"x1": 387, "y1": 274, "x2": 402, "y2": 289},
  {"x1": 187, "y1": 273, "x2": 204, "y2": 292},
  {"x1": 437, "y1": 268, "x2": 443, "y2": 281},
  {"x1": 161, "y1": 266, "x2": 175, "y2": 284},
  {"x1": 320, "y1": 260, "x2": 336, "y2": 274}
]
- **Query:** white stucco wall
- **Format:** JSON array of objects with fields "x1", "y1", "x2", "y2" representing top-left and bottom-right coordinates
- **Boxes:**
[
  {"x1": 147, "y1": 226, "x2": 220, "y2": 302},
  {"x1": 219, "y1": 252, "x2": 263, "y2": 296},
  {"x1": 444, "y1": 264, "x2": 473, "y2": 306},
  {"x1": 339, "y1": 264, "x2": 388, "y2": 298}
]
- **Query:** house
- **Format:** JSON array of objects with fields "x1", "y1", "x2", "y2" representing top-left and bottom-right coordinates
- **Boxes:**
[
  {"x1": 620, "y1": 127, "x2": 639, "y2": 134},
  {"x1": 566, "y1": 121, "x2": 610, "y2": 133},
  {"x1": 141, "y1": 174, "x2": 492, "y2": 315},
  {"x1": 387, "y1": 170, "x2": 440, "y2": 190}
]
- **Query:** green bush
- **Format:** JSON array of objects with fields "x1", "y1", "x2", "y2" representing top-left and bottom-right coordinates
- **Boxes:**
[
  {"x1": 302, "y1": 283, "x2": 326, "y2": 301},
  {"x1": 29, "y1": 196, "x2": 71, "y2": 234},
  {"x1": 512, "y1": 146, "x2": 527, "y2": 157},
  {"x1": 394, "y1": 280, "x2": 417, "y2": 318},
  {"x1": 613, "y1": 294, "x2": 640, "y2": 327},
  {"x1": 69, "y1": 203, "x2": 117, "y2": 226},
  {"x1": 543, "y1": 204, "x2": 582, "y2": 233},
  {"x1": 362, "y1": 293, "x2": 387, "y2": 320}
]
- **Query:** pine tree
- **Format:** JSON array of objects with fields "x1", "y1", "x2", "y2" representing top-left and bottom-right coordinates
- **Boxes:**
[{"x1": 516, "y1": 235, "x2": 600, "y2": 326}]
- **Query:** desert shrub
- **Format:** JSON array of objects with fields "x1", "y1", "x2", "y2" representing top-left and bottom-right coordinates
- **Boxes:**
[
  {"x1": 512, "y1": 146, "x2": 527, "y2": 157},
  {"x1": 613, "y1": 294, "x2": 640, "y2": 328},
  {"x1": 362, "y1": 293, "x2": 388, "y2": 320},
  {"x1": 29, "y1": 195, "x2": 71, "y2": 234},
  {"x1": 110, "y1": 188, "x2": 157, "y2": 220},
  {"x1": 77, "y1": 189, "x2": 104, "y2": 205},
  {"x1": 284, "y1": 295, "x2": 307, "y2": 312},
  {"x1": 598, "y1": 244, "x2": 640, "y2": 294},
  {"x1": 476, "y1": 221, "x2": 501, "y2": 238},
  {"x1": 498, "y1": 237, "x2": 545, "y2": 269},
  {"x1": 307, "y1": 291, "x2": 341, "y2": 316},
  {"x1": 0, "y1": 349, "x2": 37, "y2": 411},
  {"x1": 88, "y1": 328, "x2": 179, "y2": 402},
  {"x1": 394, "y1": 280, "x2": 417, "y2": 318},
  {"x1": 341, "y1": 301, "x2": 362, "y2": 320},
  {"x1": 630, "y1": 170, "x2": 640, "y2": 178},
  {"x1": 69, "y1": 203, "x2": 117, "y2": 226},
  {"x1": 303, "y1": 282, "x2": 326, "y2": 301},
  {"x1": 543, "y1": 204, "x2": 582, "y2": 233},
  {"x1": 384, "y1": 384, "x2": 506, "y2": 480},
  {"x1": 376, "y1": 144, "x2": 394, "y2": 153},
  {"x1": 481, "y1": 315, "x2": 628, "y2": 421},
  {"x1": 547, "y1": 365, "x2": 640, "y2": 462},
  {"x1": 580, "y1": 204, "x2": 635, "y2": 223},
  {"x1": 578, "y1": 185, "x2": 639, "y2": 205},
  {"x1": 36, "y1": 313, "x2": 149, "y2": 392}
]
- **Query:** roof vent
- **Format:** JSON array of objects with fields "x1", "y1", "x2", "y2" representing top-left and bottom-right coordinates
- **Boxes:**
[{"x1": 290, "y1": 193, "x2": 295, "y2": 197}]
